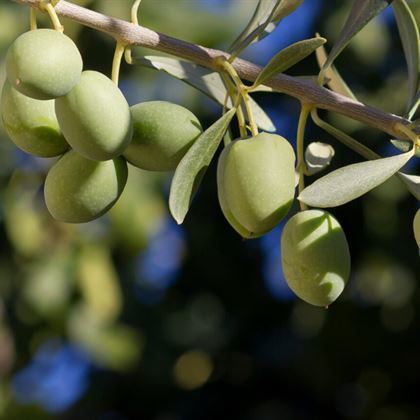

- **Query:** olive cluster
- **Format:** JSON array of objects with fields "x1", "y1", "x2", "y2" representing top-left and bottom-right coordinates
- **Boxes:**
[
  {"x1": 1, "y1": 29, "x2": 202, "y2": 223},
  {"x1": 2, "y1": 28, "x2": 351, "y2": 307}
]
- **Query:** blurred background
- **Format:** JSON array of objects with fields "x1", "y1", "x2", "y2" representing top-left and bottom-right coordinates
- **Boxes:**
[{"x1": 0, "y1": 0, "x2": 419, "y2": 419}]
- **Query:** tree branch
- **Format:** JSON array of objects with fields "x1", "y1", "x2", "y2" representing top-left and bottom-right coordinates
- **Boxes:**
[{"x1": 13, "y1": 0, "x2": 411, "y2": 139}]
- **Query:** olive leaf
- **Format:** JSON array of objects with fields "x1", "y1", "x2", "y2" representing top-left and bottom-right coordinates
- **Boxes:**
[
  {"x1": 407, "y1": 91, "x2": 420, "y2": 120},
  {"x1": 136, "y1": 55, "x2": 275, "y2": 132},
  {"x1": 392, "y1": 0, "x2": 420, "y2": 111},
  {"x1": 305, "y1": 142, "x2": 335, "y2": 175},
  {"x1": 397, "y1": 172, "x2": 420, "y2": 200},
  {"x1": 253, "y1": 37, "x2": 326, "y2": 87},
  {"x1": 299, "y1": 150, "x2": 413, "y2": 208},
  {"x1": 169, "y1": 109, "x2": 236, "y2": 224},
  {"x1": 315, "y1": 42, "x2": 357, "y2": 100},
  {"x1": 229, "y1": 0, "x2": 303, "y2": 57},
  {"x1": 321, "y1": 0, "x2": 393, "y2": 75}
]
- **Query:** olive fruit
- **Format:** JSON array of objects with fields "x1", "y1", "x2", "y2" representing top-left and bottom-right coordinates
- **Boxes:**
[
  {"x1": 281, "y1": 209, "x2": 351, "y2": 307},
  {"x1": 55, "y1": 71, "x2": 132, "y2": 161},
  {"x1": 414, "y1": 209, "x2": 420, "y2": 248},
  {"x1": 123, "y1": 101, "x2": 202, "y2": 171},
  {"x1": 44, "y1": 150, "x2": 128, "y2": 223},
  {"x1": 1, "y1": 81, "x2": 68, "y2": 157},
  {"x1": 217, "y1": 133, "x2": 296, "y2": 238},
  {"x1": 6, "y1": 29, "x2": 82, "y2": 100}
]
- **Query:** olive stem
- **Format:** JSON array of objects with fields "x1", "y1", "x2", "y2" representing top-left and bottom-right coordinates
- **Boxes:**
[
  {"x1": 42, "y1": 2, "x2": 63, "y2": 32},
  {"x1": 124, "y1": 47, "x2": 133, "y2": 65},
  {"x1": 112, "y1": 41, "x2": 126, "y2": 85},
  {"x1": 242, "y1": 91, "x2": 258, "y2": 136},
  {"x1": 318, "y1": 67, "x2": 327, "y2": 90},
  {"x1": 30, "y1": 7, "x2": 37, "y2": 29},
  {"x1": 131, "y1": 0, "x2": 142, "y2": 26},
  {"x1": 394, "y1": 122, "x2": 419, "y2": 144},
  {"x1": 297, "y1": 104, "x2": 311, "y2": 211},
  {"x1": 215, "y1": 57, "x2": 243, "y2": 90},
  {"x1": 220, "y1": 72, "x2": 247, "y2": 138},
  {"x1": 217, "y1": 57, "x2": 259, "y2": 137},
  {"x1": 125, "y1": 0, "x2": 143, "y2": 66}
]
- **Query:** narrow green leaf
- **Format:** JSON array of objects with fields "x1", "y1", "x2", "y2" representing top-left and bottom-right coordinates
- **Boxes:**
[
  {"x1": 397, "y1": 172, "x2": 420, "y2": 200},
  {"x1": 322, "y1": 0, "x2": 392, "y2": 74},
  {"x1": 407, "y1": 90, "x2": 420, "y2": 120},
  {"x1": 299, "y1": 151, "x2": 413, "y2": 208},
  {"x1": 136, "y1": 55, "x2": 275, "y2": 132},
  {"x1": 315, "y1": 43, "x2": 357, "y2": 100},
  {"x1": 254, "y1": 37, "x2": 326, "y2": 87},
  {"x1": 169, "y1": 109, "x2": 236, "y2": 224},
  {"x1": 229, "y1": 0, "x2": 303, "y2": 57},
  {"x1": 393, "y1": 0, "x2": 420, "y2": 111}
]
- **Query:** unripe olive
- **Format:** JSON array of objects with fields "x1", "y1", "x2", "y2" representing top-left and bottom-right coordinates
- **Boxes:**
[
  {"x1": 123, "y1": 101, "x2": 202, "y2": 171},
  {"x1": 44, "y1": 150, "x2": 128, "y2": 223},
  {"x1": 281, "y1": 209, "x2": 351, "y2": 307},
  {"x1": 6, "y1": 29, "x2": 82, "y2": 100},
  {"x1": 414, "y1": 209, "x2": 420, "y2": 249},
  {"x1": 55, "y1": 71, "x2": 132, "y2": 161},
  {"x1": 217, "y1": 133, "x2": 296, "y2": 238},
  {"x1": 1, "y1": 81, "x2": 68, "y2": 157}
]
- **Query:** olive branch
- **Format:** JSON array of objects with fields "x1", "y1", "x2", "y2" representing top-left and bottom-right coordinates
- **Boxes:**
[{"x1": 12, "y1": 0, "x2": 412, "y2": 139}]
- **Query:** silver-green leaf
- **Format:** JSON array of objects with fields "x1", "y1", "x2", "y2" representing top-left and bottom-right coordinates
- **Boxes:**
[
  {"x1": 392, "y1": 0, "x2": 420, "y2": 111},
  {"x1": 135, "y1": 55, "x2": 275, "y2": 132},
  {"x1": 407, "y1": 92, "x2": 420, "y2": 120},
  {"x1": 299, "y1": 151, "x2": 413, "y2": 208},
  {"x1": 398, "y1": 172, "x2": 420, "y2": 200},
  {"x1": 321, "y1": 0, "x2": 392, "y2": 75},
  {"x1": 169, "y1": 109, "x2": 236, "y2": 224},
  {"x1": 254, "y1": 37, "x2": 326, "y2": 87},
  {"x1": 229, "y1": 0, "x2": 303, "y2": 57}
]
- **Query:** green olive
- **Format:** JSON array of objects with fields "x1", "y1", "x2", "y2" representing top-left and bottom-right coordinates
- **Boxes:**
[
  {"x1": 6, "y1": 29, "x2": 82, "y2": 100},
  {"x1": 413, "y1": 209, "x2": 420, "y2": 249},
  {"x1": 281, "y1": 209, "x2": 351, "y2": 307},
  {"x1": 123, "y1": 101, "x2": 202, "y2": 171},
  {"x1": 44, "y1": 150, "x2": 128, "y2": 223},
  {"x1": 1, "y1": 81, "x2": 68, "y2": 157},
  {"x1": 55, "y1": 71, "x2": 132, "y2": 161},
  {"x1": 217, "y1": 133, "x2": 296, "y2": 238}
]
